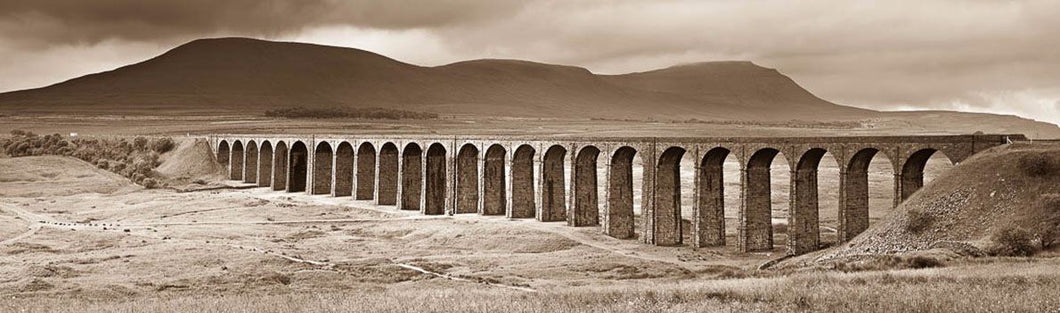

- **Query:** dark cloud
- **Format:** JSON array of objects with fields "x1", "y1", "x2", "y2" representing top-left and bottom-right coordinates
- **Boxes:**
[
  {"x1": 0, "y1": 0, "x2": 1057, "y2": 123},
  {"x1": 0, "y1": 0, "x2": 525, "y2": 47}
]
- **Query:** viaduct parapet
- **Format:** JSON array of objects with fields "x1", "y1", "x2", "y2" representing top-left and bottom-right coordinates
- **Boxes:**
[{"x1": 208, "y1": 134, "x2": 1024, "y2": 255}]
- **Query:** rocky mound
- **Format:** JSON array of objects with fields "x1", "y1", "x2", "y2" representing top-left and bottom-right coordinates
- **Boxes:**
[
  {"x1": 786, "y1": 142, "x2": 1060, "y2": 266},
  {"x1": 155, "y1": 138, "x2": 224, "y2": 185}
]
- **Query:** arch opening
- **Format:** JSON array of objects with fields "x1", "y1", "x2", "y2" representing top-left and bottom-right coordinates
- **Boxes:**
[
  {"x1": 312, "y1": 142, "x2": 334, "y2": 194},
  {"x1": 607, "y1": 146, "x2": 637, "y2": 238},
  {"x1": 258, "y1": 141, "x2": 273, "y2": 187},
  {"x1": 653, "y1": 147, "x2": 685, "y2": 246},
  {"x1": 572, "y1": 145, "x2": 601, "y2": 226},
  {"x1": 694, "y1": 147, "x2": 730, "y2": 247},
  {"x1": 424, "y1": 143, "x2": 447, "y2": 215},
  {"x1": 230, "y1": 140, "x2": 244, "y2": 180},
  {"x1": 541, "y1": 145, "x2": 567, "y2": 222},
  {"x1": 901, "y1": 149, "x2": 954, "y2": 201},
  {"x1": 840, "y1": 148, "x2": 896, "y2": 242},
  {"x1": 334, "y1": 142, "x2": 354, "y2": 197},
  {"x1": 400, "y1": 143, "x2": 423, "y2": 211},
  {"x1": 511, "y1": 145, "x2": 536, "y2": 218},
  {"x1": 378, "y1": 143, "x2": 399, "y2": 205},
  {"x1": 288, "y1": 141, "x2": 308, "y2": 192},
  {"x1": 483, "y1": 144, "x2": 507, "y2": 216},
  {"x1": 456, "y1": 144, "x2": 480, "y2": 214},
  {"x1": 356, "y1": 143, "x2": 377, "y2": 200},
  {"x1": 217, "y1": 140, "x2": 230, "y2": 167},
  {"x1": 273, "y1": 141, "x2": 289, "y2": 191},
  {"x1": 788, "y1": 148, "x2": 831, "y2": 255},
  {"x1": 245, "y1": 141, "x2": 259, "y2": 184},
  {"x1": 740, "y1": 148, "x2": 786, "y2": 252}
]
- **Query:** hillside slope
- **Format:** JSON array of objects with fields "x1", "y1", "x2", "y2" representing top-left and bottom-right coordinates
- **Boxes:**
[{"x1": 0, "y1": 37, "x2": 872, "y2": 120}]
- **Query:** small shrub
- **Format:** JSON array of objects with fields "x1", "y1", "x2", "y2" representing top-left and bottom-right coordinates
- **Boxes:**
[
  {"x1": 1017, "y1": 154, "x2": 1057, "y2": 177},
  {"x1": 903, "y1": 255, "x2": 943, "y2": 269},
  {"x1": 133, "y1": 137, "x2": 149, "y2": 151},
  {"x1": 989, "y1": 226, "x2": 1038, "y2": 256},
  {"x1": 905, "y1": 209, "x2": 932, "y2": 233},
  {"x1": 141, "y1": 178, "x2": 159, "y2": 189},
  {"x1": 1034, "y1": 194, "x2": 1060, "y2": 249},
  {"x1": 151, "y1": 138, "x2": 176, "y2": 153}
]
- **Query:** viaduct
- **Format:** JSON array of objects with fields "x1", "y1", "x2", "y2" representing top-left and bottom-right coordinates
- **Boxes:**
[{"x1": 208, "y1": 134, "x2": 1023, "y2": 255}]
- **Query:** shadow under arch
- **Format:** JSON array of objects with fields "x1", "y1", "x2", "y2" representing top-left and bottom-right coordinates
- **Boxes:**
[
  {"x1": 455, "y1": 143, "x2": 480, "y2": 214},
  {"x1": 483, "y1": 144, "x2": 507, "y2": 216},
  {"x1": 511, "y1": 145, "x2": 536, "y2": 218},
  {"x1": 377, "y1": 142, "x2": 399, "y2": 205},
  {"x1": 740, "y1": 147, "x2": 789, "y2": 252},
  {"x1": 311, "y1": 142, "x2": 333, "y2": 195},
  {"x1": 571, "y1": 145, "x2": 601, "y2": 227},
  {"x1": 288, "y1": 141, "x2": 308, "y2": 193},
  {"x1": 606, "y1": 146, "x2": 638, "y2": 239},
  {"x1": 356, "y1": 142, "x2": 377, "y2": 200},
  {"x1": 424, "y1": 143, "x2": 447, "y2": 215},
  {"x1": 258, "y1": 141, "x2": 273, "y2": 187},
  {"x1": 217, "y1": 140, "x2": 230, "y2": 167},
  {"x1": 652, "y1": 146, "x2": 685, "y2": 246},
  {"x1": 694, "y1": 147, "x2": 731, "y2": 247},
  {"x1": 400, "y1": 143, "x2": 423, "y2": 211},
  {"x1": 272, "y1": 141, "x2": 288, "y2": 191},
  {"x1": 334, "y1": 142, "x2": 354, "y2": 197},
  {"x1": 244, "y1": 140, "x2": 259, "y2": 183},
  {"x1": 540, "y1": 145, "x2": 567, "y2": 222},
  {"x1": 230, "y1": 140, "x2": 244, "y2": 180}
]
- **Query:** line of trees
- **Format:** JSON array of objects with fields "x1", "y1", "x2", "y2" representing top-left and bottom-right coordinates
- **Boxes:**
[
  {"x1": 264, "y1": 107, "x2": 438, "y2": 120},
  {"x1": 1, "y1": 130, "x2": 175, "y2": 188}
]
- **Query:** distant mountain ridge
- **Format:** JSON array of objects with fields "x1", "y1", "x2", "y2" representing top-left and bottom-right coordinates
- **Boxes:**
[{"x1": 0, "y1": 37, "x2": 874, "y2": 120}]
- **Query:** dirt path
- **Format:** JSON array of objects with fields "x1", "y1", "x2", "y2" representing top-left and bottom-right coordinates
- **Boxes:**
[{"x1": 0, "y1": 202, "x2": 538, "y2": 292}]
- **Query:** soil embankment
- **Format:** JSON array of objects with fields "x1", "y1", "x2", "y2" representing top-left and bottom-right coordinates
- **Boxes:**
[{"x1": 785, "y1": 142, "x2": 1060, "y2": 267}]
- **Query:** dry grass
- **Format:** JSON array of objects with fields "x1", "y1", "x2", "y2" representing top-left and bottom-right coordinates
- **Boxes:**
[{"x1": 4, "y1": 270, "x2": 1058, "y2": 313}]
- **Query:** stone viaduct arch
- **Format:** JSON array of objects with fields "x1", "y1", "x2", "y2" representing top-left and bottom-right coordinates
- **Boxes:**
[
  {"x1": 570, "y1": 145, "x2": 601, "y2": 227},
  {"x1": 209, "y1": 134, "x2": 1021, "y2": 255},
  {"x1": 483, "y1": 144, "x2": 507, "y2": 216},
  {"x1": 378, "y1": 143, "x2": 399, "y2": 206},
  {"x1": 456, "y1": 144, "x2": 480, "y2": 214},
  {"x1": 511, "y1": 145, "x2": 536, "y2": 218},
  {"x1": 540, "y1": 145, "x2": 567, "y2": 222},
  {"x1": 312, "y1": 142, "x2": 333, "y2": 195},
  {"x1": 693, "y1": 147, "x2": 730, "y2": 248},
  {"x1": 356, "y1": 143, "x2": 377, "y2": 200},
  {"x1": 288, "y1": 141, "x2": 308, "y2": 193},
  {"x1": 230, "y1": 140, "x2": 244, "y2": 180},
  {"x1": 217, "y1": 140, "x2": 230, "y2": 170},
  {"x1": 425, "y1": 143, "x2": 448, "y2": 215},
  {"x1": 273, "y1": 141, "x2": 288, "y2": 191},
  {"x1": 334, "y1": 142, "x2": 355, "y2": 197},
  {"x1": 258, "y1": 141, "x2": 273, "y2": 187},
  {"x1": 400, "y1": 143, "x2": 423, "y2": 211},
  {"x1": 605, "y1": 146, "x2": 637, "y2": 239},
  {"x1": 245, "y1": 140, "x2": 258, "y2": 184}
]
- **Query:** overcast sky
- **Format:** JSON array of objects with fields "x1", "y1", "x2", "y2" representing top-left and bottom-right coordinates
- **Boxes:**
[{"x1": 0, "y1": 0, "x2": 1057, "y2": 124}]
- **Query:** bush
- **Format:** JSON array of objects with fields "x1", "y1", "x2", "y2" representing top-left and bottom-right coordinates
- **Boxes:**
[
  {"x1": 1017, "y1": 154, "x2": 1057, "y2": 177},
  {"x1": 903, "y1": 255, "x2": 943, "y2": 269},
  {"x1": 1034, "y1": 194, "x2": 1060, "y2": 249},
  {"x1": 133, "y1": 137, "x2": 149, "y2": 151},
  {"x1": 905, "y1": 209, "x2": 932, "y2": 233},
  {"x1": 264, "y1": 107, "x2": 439, "y2": 120},
  {"x1": 989, "y1": 226, "x2": 1038, "y2": 256},
  {"x1": 3, "y1": 130, "x2": 174, "y2": 189},
  {"x1": 151, "y1": 138, "x2": 176, "y2": 153},
  {"x1": 141, "y1": 178, "x2": 159, "y2": 189}
]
